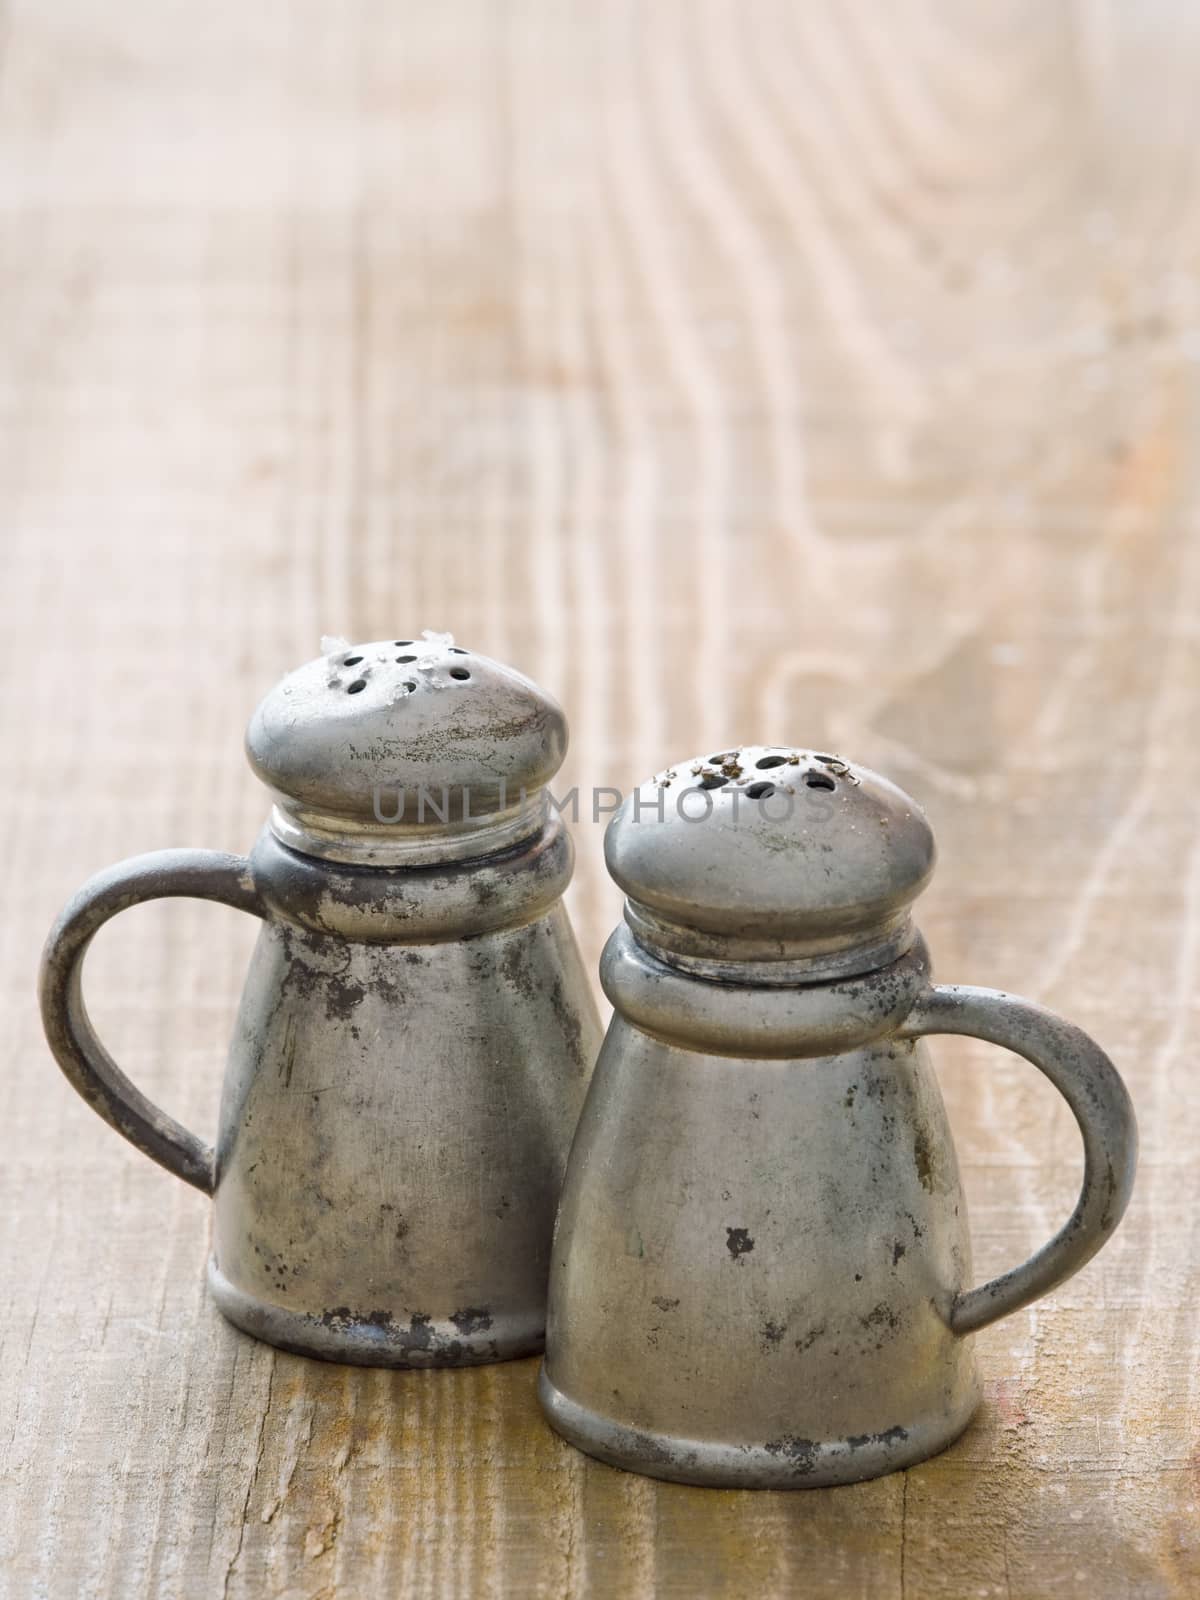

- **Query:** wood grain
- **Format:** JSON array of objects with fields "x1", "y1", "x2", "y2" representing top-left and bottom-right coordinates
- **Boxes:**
[{"x1": 2, "y1": 1, "x2": 1198, "y2": 1594}]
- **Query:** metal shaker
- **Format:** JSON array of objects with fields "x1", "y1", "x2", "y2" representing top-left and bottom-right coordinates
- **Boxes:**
[
  {"x1": 540, "y1": 747, "x2": 1136, "y2": 1485},
  {"x1": 40, "y1": 634, "x2": 601, "y2": 1366}
]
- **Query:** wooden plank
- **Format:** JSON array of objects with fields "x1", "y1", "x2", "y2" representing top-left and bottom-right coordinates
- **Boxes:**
[{"x1": 1, "y1": 0, "x2": 1197, "y2": 1594}]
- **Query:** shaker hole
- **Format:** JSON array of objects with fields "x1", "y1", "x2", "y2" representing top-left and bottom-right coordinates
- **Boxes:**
[
  {"x1": 403, "y1": 680, "x2": 418, "y2": 692},
  {"x1": 746, "y1": 782, "x2": 777, "y2": 800},
  {"x1": 449, "y1": 667, "x2": 471, "y2": 681},
  {"x1": 805, "y1": 772, "x2": 836, "y2": 790},
  {"x1": 698, "y1": 773, "x2": 729, "y2": 790},
  {"x1": 347, "y1": 680, "x2": 368, "y2": 695},
  {"x1": 448, "y1": 647, "x2": 469, "y2": 655},
  {"x1": 343, "y1": 654, "x2": 363, "y2": 666},
  {"x1": 396, "y1": 654, "x2": 417, "y2": 663},
  {"x1": 394, "y1": 640, "x2": 413, "y2": 647},
  {"x1": 708, "y1": 752, "x2": 734, "y2": 764},
  {"x1": 755, "y1": 755, "x2": 787, "y2": 769}
]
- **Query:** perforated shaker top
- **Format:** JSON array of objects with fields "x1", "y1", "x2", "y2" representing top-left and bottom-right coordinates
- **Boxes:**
[
  {"x1": 605, "y1": 746, "x2": 935, "y2": 965},
  {"x1": 245, "y1": 632, "x2": 567, "y2": 863}
]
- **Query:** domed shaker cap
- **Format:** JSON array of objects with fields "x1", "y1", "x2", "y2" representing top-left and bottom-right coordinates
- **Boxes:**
[
  {"x1": 246, "y1": 632, "x2": 567, "y2": 866},
  {"x1": 605, "y1": 746, "x2": 935, "y2": 977}
]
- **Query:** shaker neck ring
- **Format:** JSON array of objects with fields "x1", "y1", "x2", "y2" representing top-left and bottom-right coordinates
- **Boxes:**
[
  {"x1": 268, "y1": 791, "x2": 550, "y2": 868},
  {"x1": 601, "y1": 923, "x2": 931, "y2": 1056},
  {"x1": 622, "y1": 899, "x2": 917, "y2": 986}
]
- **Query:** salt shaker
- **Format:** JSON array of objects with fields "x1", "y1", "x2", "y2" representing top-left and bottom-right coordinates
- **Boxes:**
[
  {"x1": 40, "y1": 634, "x2": 601, "y2": 1366},
  {"x1": 540, "y1": 747, "x2": 1136, "y2": 1484}
]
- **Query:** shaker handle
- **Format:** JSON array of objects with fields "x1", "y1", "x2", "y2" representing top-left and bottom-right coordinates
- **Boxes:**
[
  {"x1": 38, "y1": 849, "x2": 264, "y2": 1195},
  {"x1": 897, "y1": 984, "x2": 1136, "y2": 1336}
]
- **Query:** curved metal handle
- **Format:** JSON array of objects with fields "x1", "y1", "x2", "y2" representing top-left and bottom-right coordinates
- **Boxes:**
[
  {"x1": 38, "y1": 849, "x2": 264, "y2": 1194},
  {"x1": 898, "y1": 984, "x2": 1137, "y2": 1336}
]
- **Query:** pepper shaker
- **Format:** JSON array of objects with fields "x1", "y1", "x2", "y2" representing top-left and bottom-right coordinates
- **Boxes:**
[
  {"x1": 40, "y1": 634, "x2": 601, "y2": 1366},
  {"x1": 540, "y1": 747, "x2": 1136, "y2": 1484}
]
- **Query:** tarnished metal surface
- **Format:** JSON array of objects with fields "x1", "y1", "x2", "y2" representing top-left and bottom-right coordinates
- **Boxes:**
[
  {"x1": 541, "y1": 747, "x2": 1137, "y2": 1486},
  {"x1": 39, "y1": 637, "x2": 601, "y2": 1366}
]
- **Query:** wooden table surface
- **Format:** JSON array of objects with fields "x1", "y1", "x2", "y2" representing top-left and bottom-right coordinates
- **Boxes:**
[{"x1": 2, "y1": 2, "x2": 1198, "y2": 1595}]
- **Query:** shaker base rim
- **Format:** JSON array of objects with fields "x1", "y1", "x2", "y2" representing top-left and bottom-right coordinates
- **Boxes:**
[
  {"x1": 208, "y1": 1259, "x2": 544, "y2": 1368},
  {"x1": 538, "y1": 1365, "x2": 980, "y2": 1488}
]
